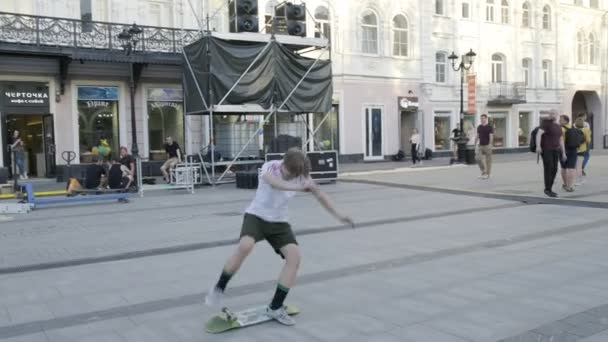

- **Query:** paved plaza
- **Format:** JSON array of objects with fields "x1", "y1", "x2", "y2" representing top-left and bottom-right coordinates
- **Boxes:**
[{"x1": 1, "y1": 153, "x2": 608, "y2": 342}]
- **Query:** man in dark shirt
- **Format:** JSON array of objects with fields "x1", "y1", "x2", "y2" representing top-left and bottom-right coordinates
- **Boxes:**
[
  {"x1": 536, "y1": 110, "x2": 567, "y2": 197},
  {"x1": 108, "y1": 158, "x2": 132, "y2": 190},
  {"x1": 119, "y1": 146, "x2": 136, "y2": 188},
  {"x1": 84, "y1": 156, "x2": 107, "y2": 189},
  {"x1": 474, "y1": 114, "x2": 494, "y2": 179},
  {"x1": 160, "y1": 136, "x2": 182, "y2": 183}
]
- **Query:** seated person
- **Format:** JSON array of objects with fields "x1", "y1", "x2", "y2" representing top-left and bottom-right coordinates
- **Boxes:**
[
  {"x1": 160, "y1": 136, "x2": 182, "y2": 183},
  {"x1": 84, "y1": 156, "x2": 107, "y2": 189},
  {"x1": 108, "y1": 158, "x2": 133, "y2": 190}
]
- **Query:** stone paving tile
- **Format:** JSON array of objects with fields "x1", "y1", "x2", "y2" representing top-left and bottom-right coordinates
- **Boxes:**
[
  {"x1": 0, "y1": 332, "x2": 49, "y2": 342},
  {"x1": 3, "y1": 303, "x2": 54, "y2": 325},
  {"x1": 390, "y1": 324, "x2": 472, "y2": 342},
  {"x1": 43, "y1": 317, "x2": 136, "y2": 342}
]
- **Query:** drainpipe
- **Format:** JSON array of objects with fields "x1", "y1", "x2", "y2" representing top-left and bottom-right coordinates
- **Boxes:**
[{"x1": 603, "y1": 10, "x2": 608, "y2": 148}]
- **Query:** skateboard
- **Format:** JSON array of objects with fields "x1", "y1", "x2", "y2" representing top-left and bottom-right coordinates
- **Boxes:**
[{"x1": 205, "y1": 305, "x2": 300, "y2": 333}]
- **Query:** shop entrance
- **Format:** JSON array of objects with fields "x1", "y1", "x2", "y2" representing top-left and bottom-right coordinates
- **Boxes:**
[{"x1": 5, "y1": 114, "x2": 55, "y2": 178}]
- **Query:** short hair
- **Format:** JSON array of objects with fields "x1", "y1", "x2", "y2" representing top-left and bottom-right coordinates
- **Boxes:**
[
  {"x1": 481, "y1": 114, "x2": 488, "y2": 118},
  {"x1": 282, "y1": 148, "x2": 310, "y2": 178},
  {"x1": 560, "y1": 115, "x2": 570, "y2": 123},
  {"x1": 576, "y1": 112, "x2": 587, "y2": 119},
  {"x1": 575, "y1": 117, "x2": 585, "y2": 129}
]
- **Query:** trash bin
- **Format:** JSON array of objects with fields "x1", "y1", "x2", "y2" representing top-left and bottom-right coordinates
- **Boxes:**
[
  {"x1": 465, "y1": 147, "x2": 476, "y2": 165},
  {"x1": 0, "y1": 167, "x2": 7, "y2": 184}
]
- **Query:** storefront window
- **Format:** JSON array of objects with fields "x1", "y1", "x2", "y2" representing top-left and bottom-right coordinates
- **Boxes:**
[
  {"x1": 313, "y1": 105, "x2": 339, "y2": 151},
  {"x1": 490, "y1": 113, "x2": 507, "y2": 148},
  {"x1": 147, "y1": 88, "x2": 184, "y2": 160},
  {"x1": 434, "y1": 113, "x2": 451, "y2": 151},
  {"x1": 519, "y1": 112, "x2": 531, "y2": 146},
  {"x1": 77, "y1": 86, "x2": 119, "y2": 163}
]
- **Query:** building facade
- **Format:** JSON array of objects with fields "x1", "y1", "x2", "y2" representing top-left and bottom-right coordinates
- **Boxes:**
[{"x1": 1, "y1": 0, "x2": 606, "y2": 177}]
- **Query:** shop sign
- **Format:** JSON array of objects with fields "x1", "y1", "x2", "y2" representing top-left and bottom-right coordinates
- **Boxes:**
[
  {"x1": 398, "y1": 96, "x2": 419, "y2": 111},
  {"x1": 149, "y1": 101, "x2": 183, "y2": 109},
  {"x1": 467, "y1": 74, "x2": 476, "y2": 114},
  {"x1": 2, "y1": 83, "x2": 49, "y2": 107}
]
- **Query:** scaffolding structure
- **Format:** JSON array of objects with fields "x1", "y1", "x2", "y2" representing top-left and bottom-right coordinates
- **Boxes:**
[{"x1": 183, "y1": 32, "x2": 332, "y2": 185}]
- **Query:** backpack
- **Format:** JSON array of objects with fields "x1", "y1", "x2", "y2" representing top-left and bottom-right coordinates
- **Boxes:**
[
  {"x1": 564, "y1": 126, "x2": 584, "y2": 149},
  {"x1": 529, "y1": 126, "x2": 540, "y2": 153}
]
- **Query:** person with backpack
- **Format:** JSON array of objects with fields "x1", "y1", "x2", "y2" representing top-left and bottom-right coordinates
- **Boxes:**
[
  {"x1": 536, "y1": 111, "x2": 566, "y2": 198},
  {"x1": 574, "y1": 117, "x2": 591, "y2": 186},
  {"x1": 560, "y1": 115, "x2": 582, "y2": 192}
]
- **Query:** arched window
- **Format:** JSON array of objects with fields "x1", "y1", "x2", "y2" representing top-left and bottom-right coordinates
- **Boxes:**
[
  {"x1": 501, "y1": 0, "x2": 509, "y2": 24},
  {"x1": 521, "y1": 2, "x2": 530, "y2": 27},
  {"x1": 542, "y1": 5, "x2": 551, "y2": 30},
  {"x1": 577, "y1": 31, "x2": 587, "y2": 64},
  {"x1": 522, "y1": 58, "x2": 531, "y2": 87},
  {"x1": 435, "y1": 0, "x2": 444, "y2": 15},
  {"x1": 491, "y1": 54, "x2": 504, "y2": 83},
  {"x1": 361, "y1": 10, "x2": 379, "y2": 54},
  {"x1": 314, "y1": 6, "x2": 330, "y2": 40},
  {"x1": 486, "y1": 0, "x2": 495, "y2": 22},
  {"x1": 589, "y1": 33, "x2": 598, "y2": 65},
  {"x1": 392, "y1": 15, "x2": 408, "y2": 57},
  {"x1": 542, "y1": 60, "x2": 551, "y2": 88},
  {"x1": 435, "y1": 52, "x2": 447, "y2": 83}
]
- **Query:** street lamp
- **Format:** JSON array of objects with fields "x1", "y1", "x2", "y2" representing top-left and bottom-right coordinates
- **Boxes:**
[
  {"x1": 117, "y1": 23, "x2": 143, "y2": 158},
  {"x1": 448, "y1": 48, "x2": 476, "y2": 163}
]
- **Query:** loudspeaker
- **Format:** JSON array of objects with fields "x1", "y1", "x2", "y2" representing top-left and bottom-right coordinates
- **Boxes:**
[
  {"x1": 274, "y1": 2, "x2": 306, "y2": 37},
  {"x1": 229, "y1": 0, "x2": 259, "y2": 33}
]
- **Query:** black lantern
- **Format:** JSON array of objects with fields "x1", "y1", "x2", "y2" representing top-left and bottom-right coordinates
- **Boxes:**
[{"x1": 448, "y1": 48, "x2": 476, "y2": 164}]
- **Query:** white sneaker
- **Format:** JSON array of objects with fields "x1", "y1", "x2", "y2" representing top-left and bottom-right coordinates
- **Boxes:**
[
  {"x1": 266, "y1": 306, "x2": 295, "y2": 326},
  {"x1": 204, "y1": 286, "x2": 224, "y2": 307}
]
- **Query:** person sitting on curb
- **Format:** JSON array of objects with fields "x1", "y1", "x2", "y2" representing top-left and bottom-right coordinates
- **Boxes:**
[{"x1": 160, "y1": 136, "x2": 181, "y2": 184}]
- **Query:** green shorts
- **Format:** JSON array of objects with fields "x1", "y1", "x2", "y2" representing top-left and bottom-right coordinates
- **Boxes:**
[{"x1": 240, "y1": 213, "x2": 298, "y2": 258}]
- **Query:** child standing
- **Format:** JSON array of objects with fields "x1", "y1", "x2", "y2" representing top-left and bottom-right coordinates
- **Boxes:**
[{"x1": 205, "y1": 149, "x2": 353, "y2": 325}]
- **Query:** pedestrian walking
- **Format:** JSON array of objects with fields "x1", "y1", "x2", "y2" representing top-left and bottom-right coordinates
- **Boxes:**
[
  {"x1": 536, "y1": 111, "x2": 566, "y2": 197},
  {"x1": 10, "y1": 130, "x2": 27, "y2": 180},
  {"x1": 475, "y1": 114, "x2": 494, "y2": 179},
  {"x1": 409, "y1": 128, "x2": 421, "y2": 167},
  {"x1": 560, "y1": 115, "x2": 581, "y2": 192},
  {"x1": 574, "y1": 116, "x2": 591, "y2": 186},
  {"x1": 577, "y1": 112, "x2": 592, "y2": 176}
]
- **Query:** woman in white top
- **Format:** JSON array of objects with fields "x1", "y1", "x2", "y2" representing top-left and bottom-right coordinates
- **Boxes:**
[{"x1": 409, "y1": 128, "x2": 421, "y2": 166}]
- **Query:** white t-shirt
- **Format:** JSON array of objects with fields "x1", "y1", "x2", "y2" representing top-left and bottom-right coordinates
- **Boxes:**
[
  {"x1": 245, "y1": 160, "x2": 305, "y2": 222},
  {"x1": 410, "y1": 133, "x2": 420, "y2": 145}
]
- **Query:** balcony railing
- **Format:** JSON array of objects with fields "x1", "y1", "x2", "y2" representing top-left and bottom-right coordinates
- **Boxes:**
[
  {"x1": 0, "y1": 11, "x2": 201, "y2": 54},
  {"x1": 487, "y1": 82, "x2": 527, "y2": 105}
]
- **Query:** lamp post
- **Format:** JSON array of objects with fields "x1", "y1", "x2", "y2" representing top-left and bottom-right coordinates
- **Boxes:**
[
  {"x1": 448, "y1": 48, "x2": 476, "y2": 163},
  {"x1": 117, "y1": 23, "x2": 143, "y2": 158}
]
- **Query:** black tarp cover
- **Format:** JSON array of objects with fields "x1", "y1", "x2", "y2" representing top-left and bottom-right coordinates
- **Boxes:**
[{"x1": 183, "y1": 36, "x2": 332, "y2": 114}]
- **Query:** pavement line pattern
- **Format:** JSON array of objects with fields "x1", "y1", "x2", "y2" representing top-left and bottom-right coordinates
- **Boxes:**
[
  {"x1": 341, "y1": 179, "x2": 608, "y2": 209},
  {"x1": 1, "y1": 216, "x2": 608, "y2": 339},
  {"x1": 340, "y1": 164, "x2": 467, "y2": 176},
  {"x1": 497, "y1": 304, "x2": 608, "y2": 342},
  {"x1": 0, "y1": 203, "x2": 521, "y2": 275}
]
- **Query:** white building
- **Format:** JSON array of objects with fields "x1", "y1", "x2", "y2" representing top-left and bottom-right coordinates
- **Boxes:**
[{"x1": 0, "y1": 0, "x2": 605, "y2": 178}]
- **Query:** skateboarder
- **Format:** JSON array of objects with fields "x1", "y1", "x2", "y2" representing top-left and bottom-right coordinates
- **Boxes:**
[{"x1": 205, "y1": 149, "x2": 353, "y2": 325}]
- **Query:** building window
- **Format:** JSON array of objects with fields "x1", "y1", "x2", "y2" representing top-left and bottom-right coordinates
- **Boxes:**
[
  {"x1": 93, "y1": 0, "x2": 108, "y2": 21},
  {"x1": 578, "y1": 31, "x2": 587, "y2": 64},
  {"x1": 574, "y1": 0, "x2": 583, "y2": 5},
  {"x1": 462, "y1": 2, "x2": 470, "y2": 18},
  {"x1": 434, "y1": 112, "x2": 452, "y2": 151},
  {"x1": 392, "y1": 15, "x2": 408, "y2": 57},
  {"x1": 435, "y1": 0, "x2": 444, "y2": 15},
  {"x1": 361, "y1": 10, "x2": 379, "y2": 54},
  {"x1": 486, "y1": 0, "x2": 495, "y2": 22},
  {"x1": 501, "y1": 0, "x2": 509, "y2": 24},
  {"x1": 522, "y1": 58, "x2": 531, "y2": 87},
  {"x1": 489, "y1": 113, "x2": 507, "y2": 148},
  {"x1": 542, "y1": 60, "x2": 551, "y2": 88},
  {"x1": 522, "y1": 2, "x2": 530, "y2": 27},
  {"x1": 491, "y1": 54, "x2": 504, "y2": 83},
  {"x1": 314, "y1": 6, "x2": 331, "y2": 40},
  {"x1": 313, "y1": 105, "x2": 339, "y2": 152},
  {"x1": 590, "y1": 0, "x2": 599, "y2": 8},
  {"x1": 542, "y1": 5, "x2": 551, "y2": 30},
  {"x1": 436, "y1": 52, "x2": 447, "y2": 83},
  {"x1": 518, "y1": 112, "x2": 531, "y2": 147},
  {"x1": 589, "y1": 33, "x2": 598, "y2": 65},
  {"x1": 77, "y1": 86, "x2": 120, "y2": 163},
  {"x1": 147, "y1": 88, "x2": 184, "y2": 160}
]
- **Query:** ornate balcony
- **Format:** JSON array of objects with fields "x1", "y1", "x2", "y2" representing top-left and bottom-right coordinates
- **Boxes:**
[
  {"x1": 487, "y1": 82, "x2": 527, "y2": 106},
  {"x1": 0, "y1": 11, "x2": 201, "y2": 64}
]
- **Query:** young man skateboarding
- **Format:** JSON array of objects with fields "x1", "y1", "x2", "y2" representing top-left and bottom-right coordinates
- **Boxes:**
[{"x1": 205, "y1": 149, "x2": 353, "y2": 325}]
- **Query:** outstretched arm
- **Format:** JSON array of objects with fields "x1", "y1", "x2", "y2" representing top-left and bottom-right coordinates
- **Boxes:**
[{"x1": 306, "y1": 179, "x2": 353, "y2": 225}]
